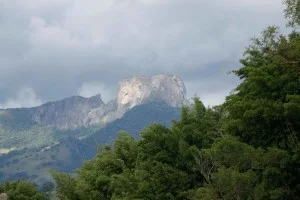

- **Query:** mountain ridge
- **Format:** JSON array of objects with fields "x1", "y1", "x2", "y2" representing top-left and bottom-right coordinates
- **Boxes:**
[
  {"x1": 0, "y1": 102, "x2": 181, "y2": 185},
  {"x1": 0, "y1": 74, "x2": 187, "y2": 151}
]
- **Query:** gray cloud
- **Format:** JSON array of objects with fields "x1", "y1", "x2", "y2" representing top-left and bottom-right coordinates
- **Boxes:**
[
  {"x1": 0, "y1": 0, "x2": 286, "y2": 107},
  {"x1": 0, "y1": 87, "x2": 42, "y2": 109},
  {"x1": 77, "y1": 81, "x2": 115, "y2": 103}
]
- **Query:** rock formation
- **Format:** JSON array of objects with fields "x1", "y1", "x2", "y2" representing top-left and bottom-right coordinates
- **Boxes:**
[
  {"x1": 0, "y1": 75, "x2": 187, "y2": 130},
  {"x1": 0, "y1": 193, "x2": 7, "y2": 200},
  {"x1": 87, "y1": 75, "x2": 186, "y2": 126},
  {"x1": 31, "y1": 94, "x2": 104, "y2": 129},
  {"x1": 118, "y1": 75, "x2": 186, "y2": 109}
]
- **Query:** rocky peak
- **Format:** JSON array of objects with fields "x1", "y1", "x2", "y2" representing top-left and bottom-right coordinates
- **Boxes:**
[
  {"x1": 87, "y1": 74, "x2": 187, "y2": 127},
  {"x1": 118, "y1": 75, "x2": 186, "y2": 109},
  {"x1": 31, "y1": 95, "x2": 104, "y2": 129}
]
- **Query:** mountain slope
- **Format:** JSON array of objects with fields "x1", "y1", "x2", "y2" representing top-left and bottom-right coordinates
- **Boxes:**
[
  {"x1": 0, "y1": 103, "x2": 181, "y2": 185},
  {"x1": 0, "y1": 95, "x2": 104, "y2": 150}
]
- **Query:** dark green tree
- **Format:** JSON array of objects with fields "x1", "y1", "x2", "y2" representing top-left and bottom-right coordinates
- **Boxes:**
[{"x1": 225, "y1": 26, "x2": 300, "y2": 148}]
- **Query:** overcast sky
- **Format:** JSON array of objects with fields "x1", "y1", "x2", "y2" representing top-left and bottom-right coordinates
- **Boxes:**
[{"x1": 0, "y1": 0, "x2": 286, "y2": 108}]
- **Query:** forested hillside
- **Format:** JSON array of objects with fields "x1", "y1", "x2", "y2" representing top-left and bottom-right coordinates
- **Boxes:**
[
  {"x1": 0, "y1": 0, "x2": 299, "y2": 199},
  {"x1": 0, "y1": 103, "x2": 180, "y2": 185}
]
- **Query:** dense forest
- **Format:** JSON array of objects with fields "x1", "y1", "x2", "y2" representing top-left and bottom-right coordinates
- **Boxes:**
[{"x1": 1, "y1": 0, "x2": 299, "y2": 199}]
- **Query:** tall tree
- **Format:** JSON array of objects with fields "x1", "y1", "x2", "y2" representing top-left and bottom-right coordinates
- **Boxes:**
[
  {"x1": 284, "y1": 0, "x2": 300, "y2": 28},
  {"x1": 225, "y1": 26, "x2": 300, "y2": 148}
]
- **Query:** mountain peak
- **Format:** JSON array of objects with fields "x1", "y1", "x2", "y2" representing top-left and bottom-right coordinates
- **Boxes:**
[{"x1": 118, "y1": 74, "x2": 186, "y2": 109}]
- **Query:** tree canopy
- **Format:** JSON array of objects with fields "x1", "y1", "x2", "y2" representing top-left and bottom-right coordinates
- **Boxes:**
[{"x1": 0, "y1": 180, "x2": 48, "y2": 200}]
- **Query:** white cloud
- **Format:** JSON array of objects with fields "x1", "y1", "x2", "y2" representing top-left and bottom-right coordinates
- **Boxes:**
[
  {"x1": 77, "y1": 82, "x2": 115, "y2": 103},
  {"x1": 200, "y1": 92, "x2": 230, "y2": 107},
  {"x1": 0, "y1": 87, "x2": 42, "y2": 109},
  {"x1": 185, "y1": 77, "x2": 237, "y2": 107}
]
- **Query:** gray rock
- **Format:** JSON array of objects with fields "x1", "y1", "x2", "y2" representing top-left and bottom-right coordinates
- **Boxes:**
[
  {"x1": 0, "y1": 193, "x2": 7, "y2": 200},
  {"x1": 31, "y1": 94, "x2": 104, "y2": 129},
  {"x1": 86, "y1": 74, "x2": 187, "y2": 126},
  {"x1": 118, "y1": 74, "x2": 186, "y2": 109}
]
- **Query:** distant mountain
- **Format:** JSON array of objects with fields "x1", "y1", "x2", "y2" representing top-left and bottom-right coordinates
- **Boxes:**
[
  {"x1": 0, "y1": 74, "x2": 187, "y2": 185},
  {"x1": 0, "y1": 96, "x2": 104, "y2": 149},
  {"x1": 0, "y1": 74, "x2": 186, "y2": 151},
  {"x1": 0, "y1": 103, "x2": 181, "y2": 185}
]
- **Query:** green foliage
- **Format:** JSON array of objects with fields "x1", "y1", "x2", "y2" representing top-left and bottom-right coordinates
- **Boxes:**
[
  {"x1": 222, "y1": 21, "x2": 300, "y2": 198},
  {"x1": 0, "y1": 123, "x2": 101, "y2": 150},
  {"x1": 194, "y1": 136, "x2": 293, "y2": 199},
  {"x1": 0, "y1": 180, "x2": 48, "y2": 200},
  {"x1": 52, "y1": 96, "x2": 298, "y2": 199},
  {"x1": 225, "y1": 26, "x2": 300, "y2": 148},
  {"x1": 51, "y1": 100, "x2": 219, "y2": 199},
  {"x1": 50, "y1": 171, "x2": 79, "y2": 200},
  {"x1": 284, "y1": 0, "x2": 300, "y2": 28}
]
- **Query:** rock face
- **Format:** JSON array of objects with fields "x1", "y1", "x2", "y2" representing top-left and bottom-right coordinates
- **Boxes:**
[
  {"x1": 118, "y1": 75, "x2": 186, "y2": 109},
  {"x1": 31, "y1": 95, "x2": 104, "y2": 129},
  {"x1": 0, "y1": 75, "x2": 186, "y2": 130},
  {"x1": 88, "y1": 75, "x2": 186, "y2": 126},
  {"x1": 0, "y1": 193, "x2": 8, "y2": 200}
]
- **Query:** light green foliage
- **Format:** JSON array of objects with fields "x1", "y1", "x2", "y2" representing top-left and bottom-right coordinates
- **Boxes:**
[
  {"x1": 0, "y1": 112, "x2": 101, "y2": 149},
  {"x1": 50, "y1": 171, "x2": 79, "y2": 200},
  {"x1": 0, "y1": 126, "x2": 54, "y2": 149},
  {"x1": 0, "y1": 180, "x2": 48, "y2": 200},
  {"x1": 284, "y1": 0, "x2": 300, "y2": 28}
]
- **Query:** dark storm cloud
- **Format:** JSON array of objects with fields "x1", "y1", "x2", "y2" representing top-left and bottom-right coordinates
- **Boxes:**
[{"x1": 0, "y1": 0, "x2": 286, "y2": 107}]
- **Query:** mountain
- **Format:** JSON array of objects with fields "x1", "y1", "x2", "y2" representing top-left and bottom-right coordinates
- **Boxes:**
[
  {"x1": 0, "y1": 74, "x2": 186, "y2": 185},
  {"x1": 0, "y1": 75, "x2": 186, "y2": 151},
  {"x1": 0, "y1": 95, "x2": 104, "y2": 150},
  {"x1": 32, "y1": 95, "x2": 104, "y2": 129},
  {"x1": 0, "y1": 103, "x2": 181, "y2": 185}
]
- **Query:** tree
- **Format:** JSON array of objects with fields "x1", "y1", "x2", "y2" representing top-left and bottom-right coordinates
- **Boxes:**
[
  {"x1": 284, "y1": 0, "x2": 300, "y2": 28},
  {"x1": 225, "y1": 26, "x2": 300, "y2": 148},
  {"x1": 0, "y1": 180, "x2": 48, "y2": 200},
  {"x1": 51, "y1": 171, "x2": 79, "y2": 200},
  {"x1": 193, "y1": 136, "x2": 293, "y2": 200}
]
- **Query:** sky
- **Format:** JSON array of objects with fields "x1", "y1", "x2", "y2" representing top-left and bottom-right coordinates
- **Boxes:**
[{"x1": 0, "y1": 0, "x2": 287, "y2": 108}]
